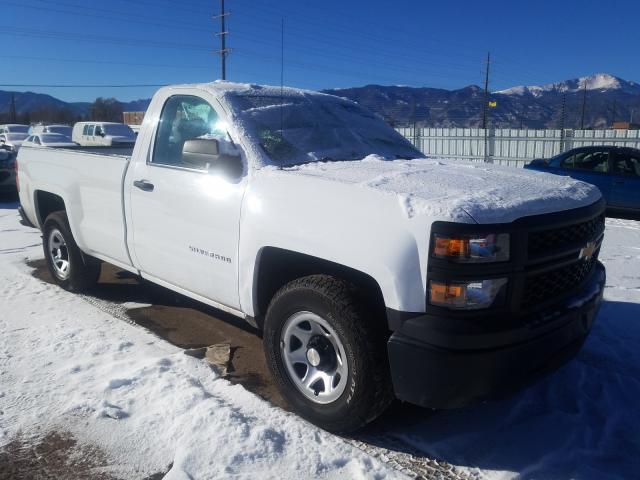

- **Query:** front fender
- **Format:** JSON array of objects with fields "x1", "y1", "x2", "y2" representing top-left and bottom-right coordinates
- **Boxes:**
[{"x1": 238, "y1": 173, "x2": 436, "y2": 316}]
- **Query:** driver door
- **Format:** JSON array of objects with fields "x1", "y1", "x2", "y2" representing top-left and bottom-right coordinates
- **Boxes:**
[{"x1": 128, "y1": 93, "x2": 245, "y2": 310}]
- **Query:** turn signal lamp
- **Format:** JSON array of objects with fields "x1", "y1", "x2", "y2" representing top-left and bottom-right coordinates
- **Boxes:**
[{"x1": 429, "y1": 278, "x2": 508, "y2": 310}]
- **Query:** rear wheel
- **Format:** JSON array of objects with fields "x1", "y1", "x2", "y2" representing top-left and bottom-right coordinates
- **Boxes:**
[
  {"x1": 263, "y1": 274, "x2": 393, "y2": 432},
  {"x1": 42, "y1": 211, "x2": 101, "y2": 292}
]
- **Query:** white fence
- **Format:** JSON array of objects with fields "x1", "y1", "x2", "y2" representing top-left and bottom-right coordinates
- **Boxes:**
[{"x1": 397, "y1": 127, "x2": 640, "y2": 167}]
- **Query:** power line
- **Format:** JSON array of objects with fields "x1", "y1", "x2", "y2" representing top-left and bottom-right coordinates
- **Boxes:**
[
  {"x1": 9, "y1": 0, "x2": 210, "y2": 32},
  {"x1": 0, "y1": 54, "x2": 212, "y2": 70},
  {"x1": 0, "y1": 25, "x2": 211, "y2": 51}
]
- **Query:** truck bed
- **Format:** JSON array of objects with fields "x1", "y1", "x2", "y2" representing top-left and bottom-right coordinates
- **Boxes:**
[
  {"x1": 50, "y1": 145, "x2": 135, "y2": 157},
  {"x1": 17, "y1": 145, "x2": 133, "y2": 269}
]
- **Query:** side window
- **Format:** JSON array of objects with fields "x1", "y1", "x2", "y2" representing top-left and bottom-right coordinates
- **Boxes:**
[
  {"x1": 561, "y1": 151, "x2": 609, "y2": 173},
  {"x1": 151, "y1": 95, "x2": 225, "y2": 167},
  {"x1": 613, "y1": 153, "x2": 640, "y2": 177},
  {"x1": 88, "y1": 125, "x2": 95, "y2": 136}
]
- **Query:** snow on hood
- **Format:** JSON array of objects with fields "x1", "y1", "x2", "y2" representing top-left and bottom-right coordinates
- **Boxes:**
[{"x1": 273, "y1": 156, "x2": 601, "y2": 224}]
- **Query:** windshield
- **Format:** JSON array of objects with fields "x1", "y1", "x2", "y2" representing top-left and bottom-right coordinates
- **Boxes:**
[
  {"x1": 7, "y1": 133, "x2": 28, "y2": 141},
  {"x1": 42, "y1": 134, "x2": 72, "y2": 143},
  {"x1": 6, "y1": 126, "x2": 29, "y2": 134},
  {"x1": 102, "y1": 124, "x2": 135, "y2": 137},
  {"x1": 228, "y1": 93, "x2": 423, "y2": 166},
  {"x1": 46, "y1": 126, "x2": 72, "y2": 136}
]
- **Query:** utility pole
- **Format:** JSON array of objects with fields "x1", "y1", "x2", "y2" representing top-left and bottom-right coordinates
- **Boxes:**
[
  {"x1": 482, "y1": 52, "x2": 490, "y2": 129},
  {"x1": 559, "y1": 92, "x2": 566, "y2": 153},
  {"x1": 580, "y1": 80, "x2": 587, "y2": 129},
  {"x1": 482, "y1": 52, "x2": 490, "y2": 163},
  {"x1": 631, "y1": 108, "x2": 635, "y2": 124},
  {"x1": 214, "y1": 0, "x2": 231, "y2": 80},
  {"x1": 9, "y1": 93, "x2": 17, "y2": 123},
  {"x1": 611, "y1": 99, "x2": 617, "y2": 126}
]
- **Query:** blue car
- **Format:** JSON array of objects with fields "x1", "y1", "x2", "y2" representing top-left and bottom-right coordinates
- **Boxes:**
[{"x1": 525, "y1": 146, "x2": 640, "y2": 213}]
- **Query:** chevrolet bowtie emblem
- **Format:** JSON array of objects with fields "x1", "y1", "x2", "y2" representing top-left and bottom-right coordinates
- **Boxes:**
[{"x1": 579, "y1": 241, "x2": 597, "y2": 261}]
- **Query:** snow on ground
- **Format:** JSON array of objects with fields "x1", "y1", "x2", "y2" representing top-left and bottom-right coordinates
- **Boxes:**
[
  {"x1": 1, "y1": 200, "x2": 639, "y2": 479},
  {"x1": 0, "y1": 203, "x2": 404, "y2": 480}
]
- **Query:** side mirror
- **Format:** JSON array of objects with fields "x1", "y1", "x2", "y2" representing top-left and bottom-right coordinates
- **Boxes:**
[{"x1": 182, "y1": 139, "x2": 243, "y2": 178}]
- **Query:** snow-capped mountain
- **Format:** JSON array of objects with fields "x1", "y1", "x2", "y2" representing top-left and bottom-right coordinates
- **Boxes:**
[{"x1": 497, "y1": 73, "x2": 640, "y2": 97}]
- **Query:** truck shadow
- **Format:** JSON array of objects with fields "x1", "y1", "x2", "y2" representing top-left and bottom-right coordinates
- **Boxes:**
[
  {"x1": 354, "y1": 299, "x2": 640, "y2": 479},
  {"x1": 26, "y1": 257, "x2": 640, "y2": 478}
]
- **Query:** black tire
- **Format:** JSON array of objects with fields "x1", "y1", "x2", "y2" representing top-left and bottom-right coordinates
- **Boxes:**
[
  {"x1": 263, "y1": 274, "x2": 393, "y2": 432},
  {"x1": 42, "y1": 211, "x2": 101, "y2": 292}
]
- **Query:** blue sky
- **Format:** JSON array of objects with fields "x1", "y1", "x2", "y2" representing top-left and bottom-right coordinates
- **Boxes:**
[{"x1": 3, "y1": 0, "x2": 640, "y2": 102}]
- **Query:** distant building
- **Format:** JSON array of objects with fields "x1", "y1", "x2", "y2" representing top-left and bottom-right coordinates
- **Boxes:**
[
  {"x1": 123, "y1": 111, "x2": 145, "y2": 125},
  {"x1": 612, "y1": 121, "x2": 640, "y2": 130}
]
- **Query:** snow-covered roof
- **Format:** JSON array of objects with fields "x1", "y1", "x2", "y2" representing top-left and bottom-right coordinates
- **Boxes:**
[{"x1": 163, "y1": 80, "x2": 338, "y2": 102}]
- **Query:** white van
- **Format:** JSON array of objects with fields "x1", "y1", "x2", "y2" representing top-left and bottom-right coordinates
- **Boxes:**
[{"x1": 72, "y1": 122, "x2": 136, "y2": 146}]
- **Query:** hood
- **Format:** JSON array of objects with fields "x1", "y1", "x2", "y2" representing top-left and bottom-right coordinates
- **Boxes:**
[
  {"x1": 109, "y1": 136, "x2": 136, "y2": 143},
  {"x1": 273, "y1": 155, "x2": 601, "y2": 224}
]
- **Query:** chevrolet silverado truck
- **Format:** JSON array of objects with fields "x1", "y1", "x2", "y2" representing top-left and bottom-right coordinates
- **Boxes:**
[{"x1": 17, "y1": 82, "x2": 606, "y2": 432}]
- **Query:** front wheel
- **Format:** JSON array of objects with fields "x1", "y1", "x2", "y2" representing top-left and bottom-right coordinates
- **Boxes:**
[
  {"x1": 42, "y1": 211, "x2": 101, "y2": 292},
  {"x1": 263, "y1": 275, "x2": 392, "y2": 432}
]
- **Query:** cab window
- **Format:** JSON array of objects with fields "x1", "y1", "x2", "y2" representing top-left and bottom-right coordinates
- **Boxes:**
[
  {"x1": 151, "y1": 95, "x2": 226, "y2": 167},
  {"x1": 561, "y1": 150, "x2": 609, "y2": 173}
]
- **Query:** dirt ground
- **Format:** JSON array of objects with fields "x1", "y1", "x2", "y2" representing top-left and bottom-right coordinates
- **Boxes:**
[
  {"x1": 28, "y1": 259, "x2": 289, "y2": 410},
  {"x1": 0, "y1": 431, "x2": 166, "y2": 480}
]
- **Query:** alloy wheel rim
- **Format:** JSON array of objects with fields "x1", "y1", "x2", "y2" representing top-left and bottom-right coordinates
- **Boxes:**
[
  {"x1": 48, "y1": 228, "x2": 70, "y2": 280},
  {"x1": 280, "y1": 311, "x2": 348, "y2": 404}
]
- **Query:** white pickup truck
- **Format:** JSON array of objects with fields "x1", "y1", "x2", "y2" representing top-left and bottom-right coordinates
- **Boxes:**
[{"x1": 17, "y1": 82, "x2": 606, "y2": 432}]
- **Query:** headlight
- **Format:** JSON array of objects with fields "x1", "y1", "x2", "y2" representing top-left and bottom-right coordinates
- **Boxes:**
[
  {"x1": 433, "y1": 233, "x2": 510, "y2": 263},
  {"x1": 429, "y1": 278, "x2": 508, "y2": 310}
]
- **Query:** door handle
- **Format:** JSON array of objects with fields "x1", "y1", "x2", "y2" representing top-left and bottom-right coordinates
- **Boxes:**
[
  {"x1": 614, "y1": 180, "x2": 625, "y2": 185},
  {"x1": 133, "y1": 179, "x2": 154, "y2": 192}
]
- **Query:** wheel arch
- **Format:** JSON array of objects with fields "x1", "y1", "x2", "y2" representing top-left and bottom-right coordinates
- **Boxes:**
[
  {"x1": 252, "y1": 247, "x2": 387, "y2": 330},
  {"x1": 34, "y1": 190, "x2": 67, "y2": 228}
]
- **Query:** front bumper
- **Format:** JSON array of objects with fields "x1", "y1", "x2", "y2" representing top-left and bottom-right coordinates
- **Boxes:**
[{"x1": 387, "y1": 261, "x2": 605, "y2": 409}]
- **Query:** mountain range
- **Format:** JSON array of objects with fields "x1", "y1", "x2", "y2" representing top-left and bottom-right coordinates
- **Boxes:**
[
  {"x1": 0, "y1": 91, "x2": 150, "y2": 119},
  {"x1": 2, "y1": 73, "x2": 639, "y2": 129},
  {"x1": 324, "y1": 73, "x2": 640, "y2": 129}
]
